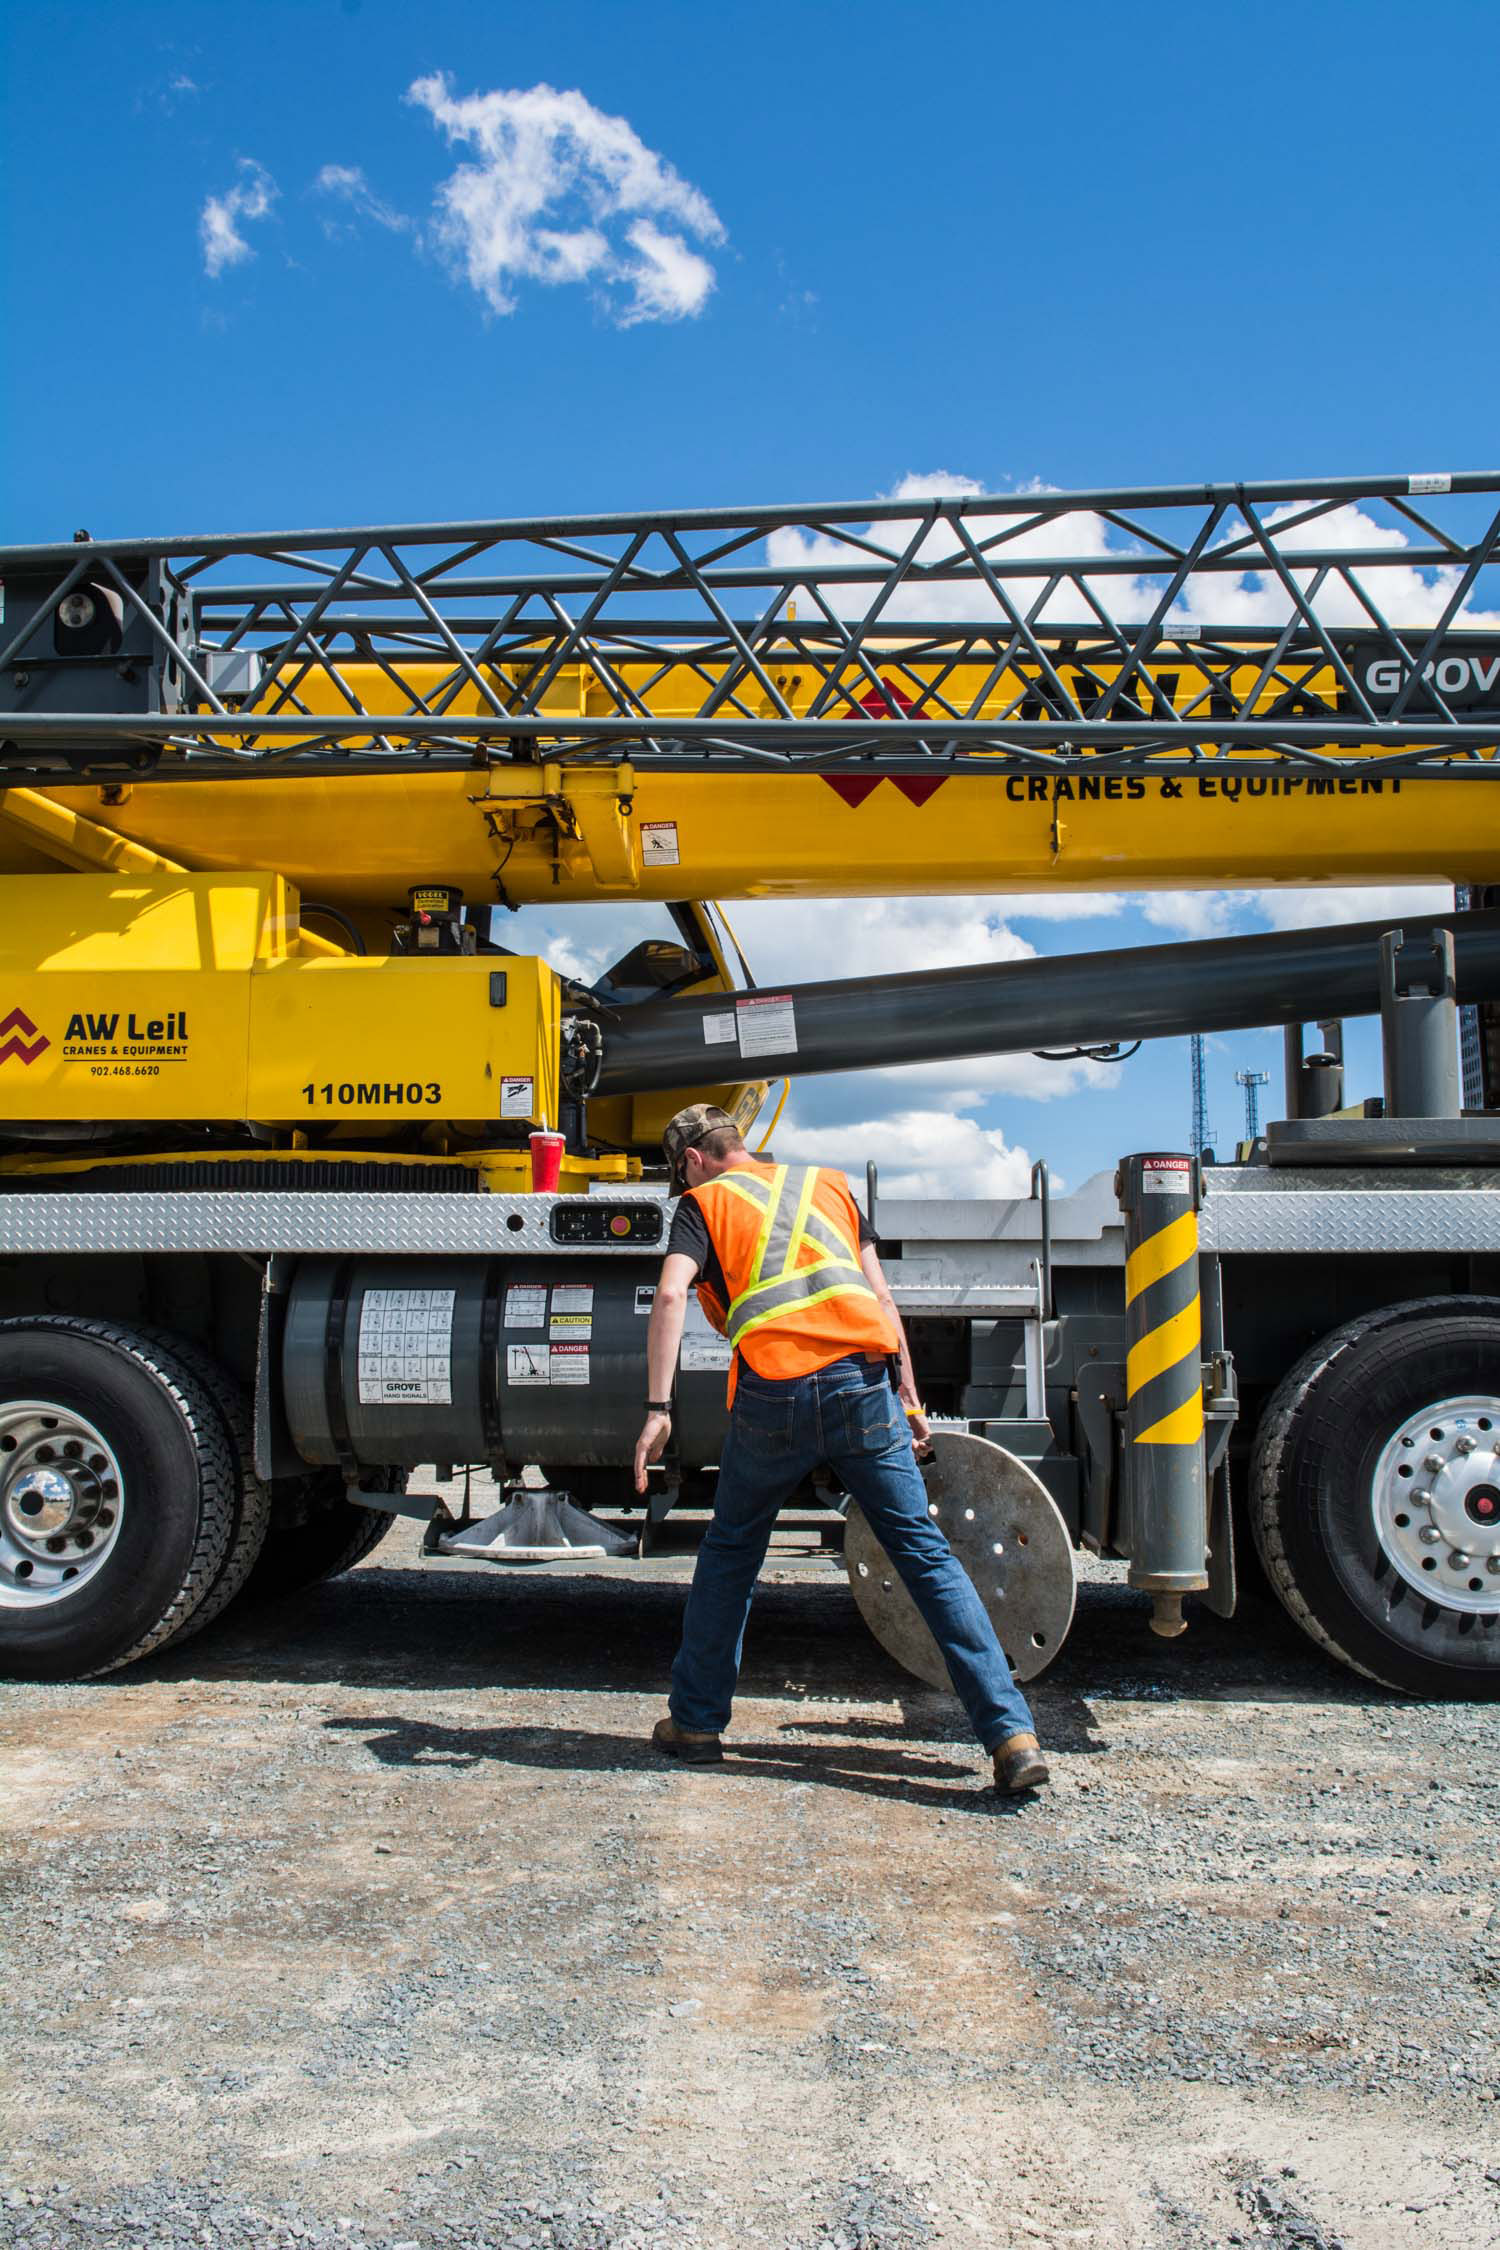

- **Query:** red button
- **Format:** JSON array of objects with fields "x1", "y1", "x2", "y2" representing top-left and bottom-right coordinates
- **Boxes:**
[{"x1": 610, "y1": 1214, "x2": 632, "y2": 1236}]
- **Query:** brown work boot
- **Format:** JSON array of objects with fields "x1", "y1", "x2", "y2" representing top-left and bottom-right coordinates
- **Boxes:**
[
  {"x1": 652, "y1": 1715, "x2": 724, "y2": 1765},
  {"x1": 992, "y1": 1732, "x2": 1050, "y2": 1794}
]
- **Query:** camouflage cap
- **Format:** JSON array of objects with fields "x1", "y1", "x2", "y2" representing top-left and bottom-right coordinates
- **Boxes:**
[{"x1": 662, "y1": 1103, "x2": 739, "y2": 1195}]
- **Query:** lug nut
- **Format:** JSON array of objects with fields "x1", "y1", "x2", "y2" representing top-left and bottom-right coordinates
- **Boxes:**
[
  {"x1": 1488, "y1": 1557, "x2": 1500, "y2": 1576},
  {"x1": 1423, "y1": 1454, "x2": 1444, "y2": 1473},
  {"x1": 1413, "y1": 1491, "x2": 1433, "y2": 1507},
  {"x1": 1453, "y1": 1434, "x2": 1476, "y2": 1456},
  {"x1": 1449, "y1": 1553, "x2": 1472, "y2": 1570},
  {"x1": 1418, "y1": 1526, "x2": 1443, "y2": 1545}
]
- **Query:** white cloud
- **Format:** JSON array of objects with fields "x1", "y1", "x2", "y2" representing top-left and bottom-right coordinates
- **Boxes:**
[
  {"x1": 805, "y1": 1048, "x2": 1119, "y2": 1111},
  {"x1": 406, "y1": 75, "x2": 724, "y2": 324},
  {"x1": 776, "y1": 1106, "x2": 1035, "y2": 1201},
  {"x1": 615, "y1": 218, "x2": 717, "y2": 327},
  {"x1": 768, "y1": 472, "x2": 1132, "y2": 627},
  {"x1": 994, "y1": 891, "x2": 1124, "y2": 923},
  {"x1": 729, "y1": 893, "x2": 1035, "y2": 985},
  {"x1": 767, "y1": 474, "x2": 1500, "y2": 634},
  {"x1": 200, "y1": 159, "x2": 277, "y2": 277},
  {"x1": 1139, "y1": 893, "x2": 1239, "y2": 940},
  {"x1": 1242, "y1": 882, "x2": 1455, "y2": 932},
  {"x1": 1177, "y1": 500, "x2": 1500, "y2": 634},
  {"x1": 314, "y1": 164, "x2": 414, "y2": 236},
  {"x1": 1140, "y1": 882, "x2": 1456, "y2": 941}
]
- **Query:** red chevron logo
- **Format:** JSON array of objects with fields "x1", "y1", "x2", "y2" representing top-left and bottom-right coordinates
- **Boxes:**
[
  {"x1": 820, "y1": 773, "x2": 949, "y2": 807},
  {"x1": 0, "y1": 1007, "x2": 49, "y2": 1067},
  {"x1": 823, "y1": 681, "x2": 949, "y2": 806}
]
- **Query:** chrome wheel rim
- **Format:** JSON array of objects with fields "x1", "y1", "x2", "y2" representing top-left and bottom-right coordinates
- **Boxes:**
[
  {"x1": 0, "y1": 1400, "x2": 125, "y2": 1608},
  {"x1": 1371, "y1": 1394, "x2": 1500, "y2": 1614}
]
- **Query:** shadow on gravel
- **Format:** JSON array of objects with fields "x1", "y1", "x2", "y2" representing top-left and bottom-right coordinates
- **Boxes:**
[
  {"x1": 119, "y1": 1561, "x2": 1396, "y2": 1716},
  {"x1": 324, "y1": 1711, "x2": 1051, "y2": 1815}
]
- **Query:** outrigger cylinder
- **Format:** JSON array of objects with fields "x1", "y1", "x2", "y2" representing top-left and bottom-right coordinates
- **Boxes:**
[{"x1": 1115, "y1": 1153, "x2": 1209, "y2": 1639}]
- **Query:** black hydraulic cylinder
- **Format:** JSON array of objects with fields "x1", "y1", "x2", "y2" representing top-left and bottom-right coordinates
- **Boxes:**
[
  {"x1": 595, "y1": 909, "x2": 1500, "y2": 1096},
  {"x1": 1380, "y1": 927, "x2": 1462, "y2": 1118}
]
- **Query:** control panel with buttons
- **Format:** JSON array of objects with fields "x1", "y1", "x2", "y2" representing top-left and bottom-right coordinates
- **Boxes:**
[{"x1": 548, "y1": 1201, "x2": 665, "y2": 1246}]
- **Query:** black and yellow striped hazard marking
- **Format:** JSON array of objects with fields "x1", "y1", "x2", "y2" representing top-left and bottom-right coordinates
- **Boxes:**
[{"x1": 1124, "y1": 1204, "x2": 1204, "y2": 1446}]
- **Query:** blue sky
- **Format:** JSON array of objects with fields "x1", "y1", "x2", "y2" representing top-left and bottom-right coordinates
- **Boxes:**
[{"x1": 3, "y1": 0, "x2": 1496, "y2": 1192}]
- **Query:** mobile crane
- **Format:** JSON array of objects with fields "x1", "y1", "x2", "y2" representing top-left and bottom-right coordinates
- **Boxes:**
[{"x1": 1, "y1": 472, "x2": 1498, "y2": 1699}]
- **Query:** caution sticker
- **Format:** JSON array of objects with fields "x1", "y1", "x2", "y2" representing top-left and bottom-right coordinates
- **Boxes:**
[
  {"x1": 641, "y1": 820, "x2": 681, "y2": 866},
  {"x1": 702, "y1": 1012, "x2": 737, "y2": 1046},
  {"x1": 500, "y1": 1076, "x2": 535, "y2": 1120}
]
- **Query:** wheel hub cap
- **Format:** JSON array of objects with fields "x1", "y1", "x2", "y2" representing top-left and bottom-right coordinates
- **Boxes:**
[
  {"x1": 0, "y1": 1401, "x2": 125, "y2": 1607},
  {"x1": 1371, "y1": 1396, "x2": 1500, "y2": 1614}
]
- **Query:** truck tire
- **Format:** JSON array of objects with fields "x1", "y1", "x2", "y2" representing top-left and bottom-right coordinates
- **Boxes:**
[
  {"x1": 0, "y1": 1318, "x2": 236, "y2": 1680},
  {"x1": 1250, "y1": 1297, "x2": 1500, "y2": 1698},
  {"x1": 142, "y1": 1337, "x2": 271, "y2": 1649},
  {"x1": 243, "y1": 1469, "x2": 397, "y2": 1599}
]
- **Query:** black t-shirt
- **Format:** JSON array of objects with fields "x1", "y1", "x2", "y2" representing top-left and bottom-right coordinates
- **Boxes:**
[{"x1": 666, "y1": 1178, "x2": 876, "y2": 1308}]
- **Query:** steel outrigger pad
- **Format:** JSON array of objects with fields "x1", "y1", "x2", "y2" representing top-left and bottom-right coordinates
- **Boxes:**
[{"x1": 844, "y1": 1429, "x2": 1076, "y2": 1685}]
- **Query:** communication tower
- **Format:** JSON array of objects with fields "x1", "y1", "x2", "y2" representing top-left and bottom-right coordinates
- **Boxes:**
[
  {"x1": 1190, "y1": 1034, "x2": 1213, "y2": 1156},
  {"x1": 1235, "y1": 1068, "x2": 1271, "y2": 1140}
]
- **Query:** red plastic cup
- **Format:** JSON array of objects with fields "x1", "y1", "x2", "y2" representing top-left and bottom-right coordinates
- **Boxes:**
[{"x1": 529, "y1": 1130, "x2": 565, "y2": 1192}]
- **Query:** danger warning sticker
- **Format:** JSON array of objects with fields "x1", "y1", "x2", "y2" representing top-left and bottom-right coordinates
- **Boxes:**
[
  {"x1": 507, "y1": 1342, "x2": 551, "y2": 1386},
  {"x1": 641, "y1": 820, "x2": 680, "y2": 866},
  {"x1": 1141, "y1": 1157, "x2": 1192, "y2": 1196},
  {"x1": 500, "y1": 1076, "x2": 535, "y2": 1120}
]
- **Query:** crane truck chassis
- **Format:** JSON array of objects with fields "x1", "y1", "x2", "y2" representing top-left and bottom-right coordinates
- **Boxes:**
[{"x1": 1, "y1": 473, "x2": 1498, "y2": 1698}]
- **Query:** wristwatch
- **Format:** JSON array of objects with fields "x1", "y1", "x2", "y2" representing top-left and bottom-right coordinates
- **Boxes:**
[{"x1": 644, "y1": 1399, "x2": 674, "y2": 1414}]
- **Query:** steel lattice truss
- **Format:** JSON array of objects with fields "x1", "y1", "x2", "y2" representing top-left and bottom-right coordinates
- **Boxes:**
[{"x1": 2, "y1": 471, "x2": 1499, "y2": 782}]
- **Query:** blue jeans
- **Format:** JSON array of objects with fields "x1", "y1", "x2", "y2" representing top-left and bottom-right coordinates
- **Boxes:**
[{"x1": 669, "y1": 1353, "x2": 1037, "y2": 1752}]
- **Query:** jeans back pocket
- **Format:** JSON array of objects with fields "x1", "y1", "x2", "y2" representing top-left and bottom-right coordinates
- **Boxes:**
[
  {"x1": 838, "y1": 1380, "x2": 903, "y2": 1456},
  {"x1": 732, "y1": 1390, "x2": 798, "y2": 1457}
]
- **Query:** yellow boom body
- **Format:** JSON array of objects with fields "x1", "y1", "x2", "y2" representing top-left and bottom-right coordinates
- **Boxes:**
[
  {"x1": 1, "y1": 644, "x2": 1494, "y2": 1177},
  {"x1": 3, "y1": 650, "x2": 1496, "y2": 912}
]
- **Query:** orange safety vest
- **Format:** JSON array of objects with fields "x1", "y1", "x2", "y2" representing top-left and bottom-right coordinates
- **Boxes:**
[{"x1": 684, "y1": 1160, "x2": 898, "y2": 1402}]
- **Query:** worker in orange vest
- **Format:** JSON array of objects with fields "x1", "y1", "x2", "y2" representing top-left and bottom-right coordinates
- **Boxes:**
[{"x1": 633, "y1": 1105, "x2": 1049, "y2": 1795}]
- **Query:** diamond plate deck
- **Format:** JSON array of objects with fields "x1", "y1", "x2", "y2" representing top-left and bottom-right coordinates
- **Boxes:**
[
  {"x1": 1200, "y1": 1176, "x2": 1500, "y2": 1253},
  {"x1": 0, "y1": 1191, "x2": 661, "y2": 1257}
]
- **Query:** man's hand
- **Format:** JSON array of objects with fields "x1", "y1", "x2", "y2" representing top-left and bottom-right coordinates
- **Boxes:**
[
  {"x1": 905, "y1": 1405, "x2": 933, "y2": 1458},
  {"x1": 633, "y1": 1410, "x2": 673, "y2": 1493}
]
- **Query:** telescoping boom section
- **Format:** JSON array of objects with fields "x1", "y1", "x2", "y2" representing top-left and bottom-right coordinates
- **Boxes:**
[{"x1": 2, "y1": 470, "x2": 1499, "y2": 905}]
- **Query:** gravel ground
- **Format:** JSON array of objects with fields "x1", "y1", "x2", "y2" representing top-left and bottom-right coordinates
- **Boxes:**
[{"x1": 2, "y1": 1491, "x2": 1497, "y2": 2250}]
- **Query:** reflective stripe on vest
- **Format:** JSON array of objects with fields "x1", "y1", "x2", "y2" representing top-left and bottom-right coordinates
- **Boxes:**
[{"x1": 710, "y1": 1165, "x2": 882, "y2": 1350}]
